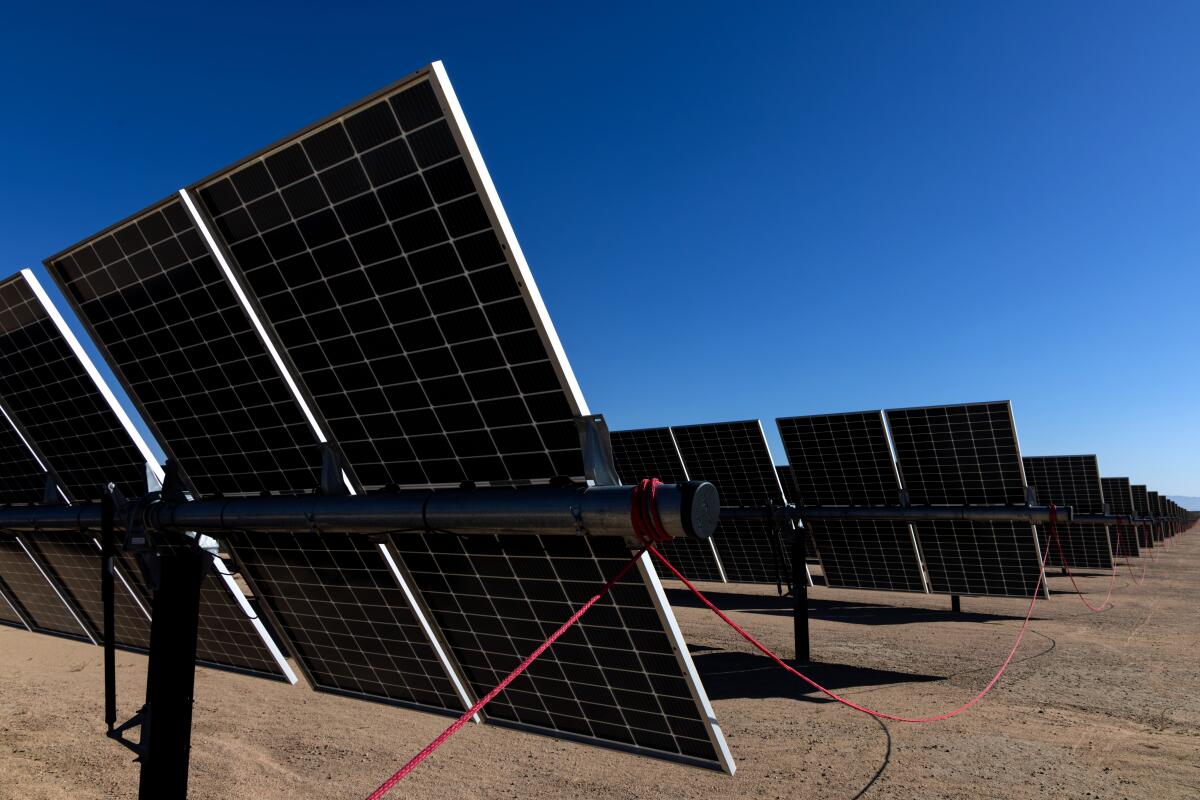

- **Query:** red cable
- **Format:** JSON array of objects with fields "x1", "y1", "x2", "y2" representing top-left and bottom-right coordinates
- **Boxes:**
[
  {"x1": 1119, "y1": 518, "x2": 1148, "y2": 586},
  {"x1": 363, "y1": 549, "x2": 646, "y2": 799},
  {"x1": 1051, "y1": 516, "x2": 1117, "y2": 612}
]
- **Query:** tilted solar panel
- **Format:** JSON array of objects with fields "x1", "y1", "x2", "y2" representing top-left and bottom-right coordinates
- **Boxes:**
[
  {"x1": 1099, "y1": 477, "x2": 1139, "y2": 556},
  {"x1": 671, "y1": 420, "x2": 792, "y2": 586},
  {"x1": 1130, "y1": 484, "x2": 1154, "y2": 549},
  {"x1": 0, "y1": 272, "x2": 152, "y2": 501},
  {"x1": 1148, "y1": 491, "x2": 1165, "y2": 541},
  {"x1": 776, "y1": 411, "x2": 926, "y2": 593},
  {"x1": 610, "y1": 427, "x2": 726, "y2": 582},
  {"x1": 0, "y1": 534, "x2": 92, "y2": 640},
  {"x1": 1022, "y1": 455, "x2": 1113, "y2": 570},
  {"x1": 0, "y1": 583, "x2": 25, "y2": 628},
  {"x1": 885, "y1": 402, "x2": 1045, "y2": 598},
  {"x1": 0, "y1": 400, "x2": 50, "y2": 505},
  {"x1": 188, "y1": 63, "x2": 583, "y2": 490}
]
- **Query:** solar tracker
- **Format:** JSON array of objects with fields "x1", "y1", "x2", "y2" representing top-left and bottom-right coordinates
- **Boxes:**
[
  {"x1": 776, "y1": 411, "x2": 927, "y2": 593},
  {"x1": 0, "y1": 271, "x2": 154, "y2": 501},
  {"x1": 610, "y1": 427, "x2": 726, "y2": 582},
  {"x1": 1100, "y1": 477, "x2": 1139, "y2": 556},
  {"x1": 390, "y1": 531, "x2": 733, "y2": 770},
  {"x1": 22, "y1": 533, "x2": 153, "y2": 651},
  {"x1": 0, "y1": 533, "x2": 92, "y2": 641},
  {"x1": 1149, "y1": 491, "x2": 1165, "y2": 541},
  {"x1": 776, "y1": 465, "x2": 819, "y2": 560},
  {"x1": 885, "y1": 402, "x2": 1045, "y2": 598},
  {"x1": 185, "y1": 61, "x2": 585, "y2": 490},
  {"x1": 1130, "y1": 484, "x2": 1154, "y2": 549},
  {"x1": 1022, "y1": 455, "x2": 1113, "y2": 570},
  {"x1": 44, "y1": 198, "x2": 325, "y2": 498},
  {"x1": 224, "y1": 529, "x2": 473, "y2": 712},
  {"x1": 670, "y1": 420, "x2": 793, "y2": 586}
]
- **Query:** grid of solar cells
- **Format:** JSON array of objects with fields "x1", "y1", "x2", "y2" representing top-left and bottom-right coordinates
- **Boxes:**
[
  {"x1": 1148, "y1": 491, "x2": 1165, "y2": 541},
  {"x1": 1102, "y1": 477, "x2": 1140, "y2": 555},
  {"x1": 0, "y1": 406, "x2": 48, "y2": 505},
  {"x1": 914, "y1": 521, "x2": 1044, "y2": 597},
  {"x1": 1022, "y1": 456, "x2": 1112, "y2": 570},
  {"x1": 0, "y1": 584, "x2": 26, "y2": 627},
  {"x1": 776, "y1": 411, "x2": 903, "y2": 506},
  {"x1": 45, "y1": 199, "x2": 322, "y2": 497},
  {"x1": 226, "y1": 530, "x2": 464, "y2": 711},
  {"x1": 610, "y1": 428, "x2": 724, "y2": 582},
  {"x1": 24, "y1": 533, "x2": 151, "y2": 650},
  {"x1": 1130, "y1": 485, "x2": 1154, "y2": 549},
  {"x1": 113, "y1": 550, "x2": 288, "y2": 679},
  {"x1": 0, "y1": 276, "x2": 146, "y2": 501},
  {"x1": 191, "y1": 73, "x2": 582, "y2": 489},
  {"x1": 0, "y1": 534, "x2": 89, "y2": 639},
  {"x1": 777, "y1": 466, "x2": 820, "y2": 560},
  {"x1": 809, "y1": 520, "x2": 926, "y2": 592},
  {"x1": 885, "y1": 402, "x2": 1027, "y2": 506},
  {"x1": 390, "y1": 532, "x2": 725, "y2": 768},
  {"x1": 671, "y1": 421, "x2": 791, "y2": 585}
]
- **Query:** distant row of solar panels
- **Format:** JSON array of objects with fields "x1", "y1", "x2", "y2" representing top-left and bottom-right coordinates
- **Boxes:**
[{"x1": 0, "y1": 63, "x2": 735, "y2": 773}]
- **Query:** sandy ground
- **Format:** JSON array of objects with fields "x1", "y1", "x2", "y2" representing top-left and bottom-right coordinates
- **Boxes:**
[{"x1": 1, "y1": 534, "x2": 1197, "y2": 800}]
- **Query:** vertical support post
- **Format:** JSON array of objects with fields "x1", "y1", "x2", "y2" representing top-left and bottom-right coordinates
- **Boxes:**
[
  {"x1": 951, "y1": 595, "x2": 961, "y2": 613},
  {"x1": 792, "y1": 527, "x2": 810, "y2": 663},
  {"x1": 138, "y1": 545, "x2": 206, "y2": 800},
  {"x1": 101, "y1": 486, "x2": 117, "y2": 732}
]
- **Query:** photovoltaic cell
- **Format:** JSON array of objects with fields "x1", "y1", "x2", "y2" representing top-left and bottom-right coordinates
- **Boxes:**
[
  {"x1": 1100, "y1": 477, "x2": 1139, "y2": 557},
  {"x1": 671, "y1": 421, "x2": 791, "y2": 586},
  {"x1": 390, "y1": 532, "x2": 730, "y2": 770},
  {"x1": 610, "y1": 427, "x2": 725, "y2": 582},
  {"x1": 1022, "y1": 455, "x2": 1113, "y2": 570},
  {"x1": 1130, "y1": 484, "x2": 1154, "y2": 549},
  {"x1": 0, "y1": 274, "x2": 147, "y2": 501},
  {"x1": 226, "y1": 530, "x2": 467, "y2": 712},
  {"x1": 45, "y1": 199, "x2": 322, "y2": 498},
  {"x1": 0, "y1": 534, "x2": 90, "y2": 640},
  {"x1": 190, "y1": 65, "x2": 583, "y2": 490},
  {"x1": 885, "y1": 402, "x2": 1044, "y2": 598},
  {"x1": 24, "y1": 533, "x2": 152, "y2": 650},
  {"x1": 776, "y1": 412, "x2": 925, "y2": 593},
  {"x1": 0, "y1": 403, "x2": 48, "y2": 505}
]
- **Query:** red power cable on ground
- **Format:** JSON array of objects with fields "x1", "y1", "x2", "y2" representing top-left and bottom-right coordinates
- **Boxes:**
[{"x1": 1051, "y1": 517, "x2": 1119, "y2": 612}]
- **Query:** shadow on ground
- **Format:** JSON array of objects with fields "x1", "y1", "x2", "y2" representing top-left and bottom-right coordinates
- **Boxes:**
[
  {"x1": 688, "y1": 647, "x2": 942, "y2": 701},
  {"x1": 664, "y1": 587, "x2": 1037, "y2": 625}
]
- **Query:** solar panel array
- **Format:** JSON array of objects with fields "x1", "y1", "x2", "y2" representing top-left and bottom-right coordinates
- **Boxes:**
[
  {"x1": 1148, "y1": 491, "x2": 1165, "y2": 541},
  {"x1": 1022, "y1": 456, "x2": 1113, "y2": 570},
  {"x1": 776, "y1": 412, "x2": 926, "y2": 593},
  {"x1": 1130, "y1": 484, "x2": 1154, "y2": 548},
  {"x1": 0, "y1": 583, "x2": 25, "y2": 628},
  {"x1": 0, "y1": 400, "x2": 49, "y2": 505},
  {"x1": 0, "y1": 534, "x2": 91, "y2": 640},
  {"x1": 610, "y1": 427, "x2": 726, "y2": 582},
  {"x1": 32, "y1": 62, "x2": 734, "y2": 773},
  {"x1": 885, "y1": 402, "x2": 1045, "y2": 598},
  {"x1": 670, "y1": 420, "x2": 793, "y2": 586},
  {"x1": 1100, "y1": 477, "x2": 1139, "y2": 556}
]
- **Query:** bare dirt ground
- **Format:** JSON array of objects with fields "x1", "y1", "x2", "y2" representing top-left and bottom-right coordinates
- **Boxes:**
[{"x1": 2, "y1": 534, "x2": 1197, "y2": 800}]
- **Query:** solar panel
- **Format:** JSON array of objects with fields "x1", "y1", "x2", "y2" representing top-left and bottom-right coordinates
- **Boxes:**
[
  {"x1": 885, "y1": 402, "x2": 1045, "y2": 598},
  {"x1": 610, "y1": 427, "x2": 726, "y2": 582},
  {"x1": 776, "y1": 411, "x2": 926, "y2": 593},
  {"x1": 0, "y1": 534, "x2": 92, "y2": 640},
  {"x1": 225, "y1": 529, "x2": 472, "y2": 712},
  {"x1": 22, "y1": 533, "x2": 153, "y2": 651},
  {"x1": 670, "y1": 420, "x2": 792, "y2": 586},
  {"x1": 0, "y1": 583, "x2": 25, "y2": 628},
  {"x1": 1022, "y1": 456, "x2": 1112, "y2": 570},
  {"x1": 1130, "y1": 484, "x2": 1154, "y2": 549},
  {"x1": 1100, "y1": 477, "x2": 1139, "y2": 556},
  {"x1": 1148, "y1": 491, "x2": 1165, "y2": 541},
  {"x1": 390, "y1": 531, "x2": 733, "y2": 770},
  {"x1": 45, "y1": 198, "x2": 324, "y2": 498},
  {"x1": 0, "y1": 272, "x2": 153, "y2": 501},
  {"x1": 186, "y1": 62, "x2": 584, "y2": 490},
  {"x1": 0, "y1": 399, "x2": 50, "y2": 505},
  {"x1": 775, "y1": 466, "x2": 819, "y2": 560}
]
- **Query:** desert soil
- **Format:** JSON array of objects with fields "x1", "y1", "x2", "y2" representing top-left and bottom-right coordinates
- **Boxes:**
[{"x1": 1, "y1": 534, "x2": 1197, "y2": 799}]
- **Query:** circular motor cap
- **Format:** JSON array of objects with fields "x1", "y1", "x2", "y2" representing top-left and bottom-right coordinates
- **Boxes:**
[{"x1": 681, "y1": 481, "x2": 720, "y2": 540}]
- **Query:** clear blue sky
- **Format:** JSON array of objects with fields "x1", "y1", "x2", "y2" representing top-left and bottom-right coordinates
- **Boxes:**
[{"x1": 2, "y1": 2, "x2": 1196, "y2": 495}]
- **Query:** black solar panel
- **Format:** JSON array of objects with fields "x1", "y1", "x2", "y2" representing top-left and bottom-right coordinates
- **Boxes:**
[
  {"x1": 24, "y1": 533, "x2": 152, "y2": 651},
  {"x1": 776, "y1": 412, "x2": 924, "y2": 593},
  {"x1": 0, "y1": 400, "x2": 49, "y2": 505},
  {"x1": 390, "y1": 532, "x2": 731, "y2": 770},
  {"x1": 45, "y1": 199, "x2": 323, "y2": 498},
  {"x1": 885, "y1": 402, "x2": 1044, "y2": 598},
  {"x1": 0, "y1": 273, "x2": 150, "y2": 501},
  {"x1": 1148, "y1": 491, "x2": 1165, "y2": 541},
  {"x1": 886, "y1": 402, "x2": 1027, "y2": 506},
  {"x1": 1130, "y1": 484, "x2": 1154, "y2": 549},
  {"x1": 1022, "y1": 456, "x2": 1112, "y2": 570},
  {"x1": 226, "y1": 529, "x2": 469, "y2": 712},
  {"x1": 670, "y1": 421, "x2": 791, "y2": 586},
  {"x1": 775, "y1": 466, "x2": 819, "y2": 560},
  {"x1": 0, "y1": 583, "x2": 24, "y2": 628},
  {"x1": 0, "y1": 534, "x2": 91, "y2": 640},
  {"x1": 189, "y1": 66, "x2": 584, "y2": 490},
  {"x1": 1100, "y1": 476, "x2": 1139, "y2": 557},
  {"x1": 610, "y1": 427, "x2": 725, "y2": 582}
]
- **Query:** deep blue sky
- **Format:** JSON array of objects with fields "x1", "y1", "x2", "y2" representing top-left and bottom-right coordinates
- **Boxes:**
[{"x1": 2, "y1": 2, "x2": 1196, "y2": 495}]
